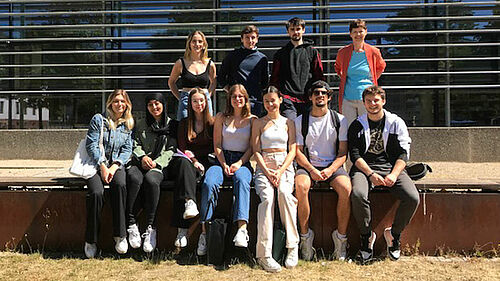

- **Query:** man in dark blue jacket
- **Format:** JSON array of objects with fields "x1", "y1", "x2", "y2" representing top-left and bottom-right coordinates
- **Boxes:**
[
  {"x1": 270, "y1": 17, "x2": 325, "y2": 120},
  {"x1": 219, "y1": 25, "x2": 269, "y2": 116},
  {"x1": 348, "y1": 85, "x2": 420, "y2": 263}
]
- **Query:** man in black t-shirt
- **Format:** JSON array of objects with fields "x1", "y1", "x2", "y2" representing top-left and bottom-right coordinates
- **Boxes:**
[{"x1": 347, "y1": 85, "x2": 419, "y2": 263}]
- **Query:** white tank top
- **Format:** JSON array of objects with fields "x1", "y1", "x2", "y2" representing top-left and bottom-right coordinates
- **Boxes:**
[
  {"x1": 222, "y1": 120, "x2": 251, "y2": 152},
  {"x1": 260, "y1": 116, "x2": 288, "y2": 150}
]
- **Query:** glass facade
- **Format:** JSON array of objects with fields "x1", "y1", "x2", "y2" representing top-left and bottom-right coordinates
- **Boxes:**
[{"x1": 0, "y1": 0, "x2": 499, "y2": 128}]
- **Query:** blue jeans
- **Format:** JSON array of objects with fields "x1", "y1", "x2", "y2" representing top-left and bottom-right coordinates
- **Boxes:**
[
  {"x1": 200, "y1": 150, "x2": 253, "y2": 223},
  {"x1": 176, "y1": 89, "x2": 213, "y2": 121}
]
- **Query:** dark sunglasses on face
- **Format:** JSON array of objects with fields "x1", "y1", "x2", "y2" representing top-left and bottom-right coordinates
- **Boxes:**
[{"x1": 312, "y1": 90, "x2": 329, "y2": 96}]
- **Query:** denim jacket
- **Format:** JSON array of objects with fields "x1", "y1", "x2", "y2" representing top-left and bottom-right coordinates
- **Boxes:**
[{"x1": 85, "y1": 113, "x2": 133, "y2": 167}]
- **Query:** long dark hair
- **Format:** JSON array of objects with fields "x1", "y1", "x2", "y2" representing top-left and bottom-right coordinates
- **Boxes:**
[{"x1": 186, "y1": 87, "x2": 214, "y2": 142}]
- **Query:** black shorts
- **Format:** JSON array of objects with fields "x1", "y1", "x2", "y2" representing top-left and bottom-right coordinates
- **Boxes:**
[{"x1": 296, "y1": 165, "x2": 349, "y2": 185}]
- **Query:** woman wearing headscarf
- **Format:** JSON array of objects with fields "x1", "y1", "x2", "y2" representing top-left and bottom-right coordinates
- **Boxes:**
[{"x1": 125, "y1": 93, "x2": 196, "y2": 253}]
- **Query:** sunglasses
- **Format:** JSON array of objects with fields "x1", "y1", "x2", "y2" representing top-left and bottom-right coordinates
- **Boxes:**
[{"x1": 312, "y1": 90, "x2": 329, "y2": 96}]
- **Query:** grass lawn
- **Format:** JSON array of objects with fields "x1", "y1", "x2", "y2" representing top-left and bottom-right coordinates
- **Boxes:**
[{"x1": 0, "y1": 251, "x2": 499, "y2": 281}]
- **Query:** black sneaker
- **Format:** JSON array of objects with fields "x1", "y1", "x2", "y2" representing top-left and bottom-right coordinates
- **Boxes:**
[
  {"x1": 358, "y1": 231, "x2": 376, "y2": 263},
  {"x1": 384, "y1": 227, "x2": 401, "y2": 261}
]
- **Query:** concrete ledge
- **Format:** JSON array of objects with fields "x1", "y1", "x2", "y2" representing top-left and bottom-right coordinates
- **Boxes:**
[
  {"x1": 1, "y1": 189, "x2": 499, "y2": 255},
  {"x1": 0, "y1": 127, "x2": 499, "y2": 162}
]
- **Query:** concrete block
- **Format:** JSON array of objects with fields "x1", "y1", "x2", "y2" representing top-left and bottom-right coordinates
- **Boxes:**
[
  {"x1": 409, "y1": 127, "x2": 500, "y2": 162},
  {"x1": 0, "y1": 129, "x2": 86, "y2": 160}
]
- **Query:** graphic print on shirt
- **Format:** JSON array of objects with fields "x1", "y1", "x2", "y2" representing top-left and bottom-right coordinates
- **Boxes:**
[{"x1": 367, "y1": 125, "x2": 384, "y2": 155}]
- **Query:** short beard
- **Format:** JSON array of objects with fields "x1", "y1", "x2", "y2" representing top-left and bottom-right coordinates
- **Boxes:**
[
  {"x1": 314, "y1": 102, "x2": 327, "y2": 108},
  {"x1": 291, "y1": 36, "x2": 301, "y2": 42}
]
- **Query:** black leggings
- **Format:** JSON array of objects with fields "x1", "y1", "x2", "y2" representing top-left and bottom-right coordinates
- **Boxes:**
[
  {"x1": 85, "y1": 167, "x2": 127, "y2": 243},
  {"x1": 126, "y1": 157, "x2": 198, "y2": 228},
  {"x1": 126, "y1": 165, "x2": 163, "y2": 227}
]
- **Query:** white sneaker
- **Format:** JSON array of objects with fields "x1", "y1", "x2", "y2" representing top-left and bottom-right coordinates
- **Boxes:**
[
  {"x1": 183, "y1": 199, "x2": 199, "y2": 219},
  {"x1": 233, "y1": 228, "x2": 249, "y2": 248},
  {"x1": 285, "y1": 246, "x2": 299, "y2": 269},
  {"x1": 332, "y1": 229, "x2": 348, "y2": 261},
  {"x1": 174, "y1": 228, "x2": 188, "y2": 248},
  {"x1": 384, "y1": 227, "x2": 401, "y2": 261},
  {"x1": 114, "y1": 236, "x2": 128, "y2": 254},
  {"x1": 84, "y1": 242, "x2": 97, "y2": 258},
  {"x1": 299, "y1": 228, "x2": 315, "y2": 261},
  {"x1": 197, "y1": 232, "x2": 207, "y2": 256},
  {"x1": 359, "y1": 231, "x2": 377, "y2": 263},
  {"x1": 257, "y1": 257, "x2": 282, "y2": 273},
  {"x1": 142, "y1": 225, "x2": 157, "y2": 253},
  {"x1": 127, "y1": 224, "x2": 141, "y2": 249}
]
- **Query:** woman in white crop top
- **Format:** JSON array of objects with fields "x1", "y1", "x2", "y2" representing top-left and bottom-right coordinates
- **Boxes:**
[
  {"x1": 251, "y1": 86, "x2": 299, "y2": 272},
  {"x1": 198, "y1": 84, "x2": 257, "y2": 255}
]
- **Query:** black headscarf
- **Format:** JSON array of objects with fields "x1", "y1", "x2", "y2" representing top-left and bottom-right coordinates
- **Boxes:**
[
  {"x1": 145, "y1": 93, "x2": 170, "y2": 134},
  {"x1": 144, "y1": 93, "x2": 178, "y2": 159}
]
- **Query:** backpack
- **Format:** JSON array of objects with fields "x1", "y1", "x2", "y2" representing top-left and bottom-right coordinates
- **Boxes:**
[{"x1": 301, "y1": 109, "x2": 341, "y2": 160}]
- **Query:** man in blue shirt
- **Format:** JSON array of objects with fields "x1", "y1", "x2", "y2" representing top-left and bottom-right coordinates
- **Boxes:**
[{"x1": 219, "y1": 25, "x2": 269, "y2": 116}]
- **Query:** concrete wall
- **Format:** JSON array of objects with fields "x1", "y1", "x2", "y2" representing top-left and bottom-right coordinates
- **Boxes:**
[
  {"x1": 0, "y1": 129, "x2": 86, "y2": 160},
  {"x1": 409, "y1": 127, "x2": 500, "y2": 162},
  {"x1": 0, "y1": 127, "x2": 499, "y2": 162}
]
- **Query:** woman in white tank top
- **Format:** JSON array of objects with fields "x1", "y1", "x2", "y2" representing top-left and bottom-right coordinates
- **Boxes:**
[
  {"x1": 251, "y1": 86, "x2": 299, "y2": 272},
  {"x1": 198, "y1": 84, "x2": 257, "y2": 254}
]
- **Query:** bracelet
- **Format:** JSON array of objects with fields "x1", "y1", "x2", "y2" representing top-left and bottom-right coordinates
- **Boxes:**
[{"x1": 367, "y1": 172, "x2": 375, "y2": 178}]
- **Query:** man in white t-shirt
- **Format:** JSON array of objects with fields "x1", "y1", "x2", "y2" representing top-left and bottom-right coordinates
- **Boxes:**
[{"x1": 294, "y1": 80, "x2": 352, "y2": 261}]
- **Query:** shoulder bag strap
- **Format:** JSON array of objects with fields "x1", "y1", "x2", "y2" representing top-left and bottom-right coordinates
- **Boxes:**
[
  {"x1": 99, "y1": 114, "x2": 105, "y2": 159},
  {"x1": 330, "y1": 110, "x2": 340, "y2": 156},
  {"x1": 301, "y1": 111, "x2": 310, "y2": 160}
]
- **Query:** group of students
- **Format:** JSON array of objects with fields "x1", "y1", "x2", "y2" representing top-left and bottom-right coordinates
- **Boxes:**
[{"x1": 82, "y1": 17, "x2": 420, "y2": 273}]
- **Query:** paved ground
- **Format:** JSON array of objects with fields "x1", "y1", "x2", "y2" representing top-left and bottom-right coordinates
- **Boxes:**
[{"x1": 0, "y1": 160, "x2": 499, "y2": 180}]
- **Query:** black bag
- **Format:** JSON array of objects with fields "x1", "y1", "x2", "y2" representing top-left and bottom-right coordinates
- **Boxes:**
[
  {"x1": 206, "y1": 218, "x2": 228, "y2": 266},
  {"x1": 271, "y1": 189, "x2": 286, "y2": 264},
  {"x1": 405, "y1": 162, "x2": 433, "y2": 181}
]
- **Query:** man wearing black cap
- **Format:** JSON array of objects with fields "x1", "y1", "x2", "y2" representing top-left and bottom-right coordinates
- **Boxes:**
[{"x1": 293, "y1": 80, "x2": 352, "y2": 261}]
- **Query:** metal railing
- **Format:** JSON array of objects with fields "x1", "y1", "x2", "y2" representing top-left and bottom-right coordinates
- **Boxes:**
[{"x1": 0, "y1": 0, "x2": 499, "y2": 127}]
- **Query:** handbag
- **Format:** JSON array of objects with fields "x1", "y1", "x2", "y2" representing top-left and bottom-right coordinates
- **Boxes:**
[
  {"x1": 204, "y1": 192, "x2": 228, "y2": 266},
  {"x1": 69, "y1": 115, "x2": 104, "y2": 179},
  {"x1": 206, "y1": 218, "x2": 228, "y2": 266}
]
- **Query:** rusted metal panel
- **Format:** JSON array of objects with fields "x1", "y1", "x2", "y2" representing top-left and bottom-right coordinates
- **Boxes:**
[{"x1": 0, "y1": 190, "x2": 499, "y2": 256}]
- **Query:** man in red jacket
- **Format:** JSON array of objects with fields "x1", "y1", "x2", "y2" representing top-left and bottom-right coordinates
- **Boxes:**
[{"x1": 270, "y1": 17, "x2": 325, "y2": 120}]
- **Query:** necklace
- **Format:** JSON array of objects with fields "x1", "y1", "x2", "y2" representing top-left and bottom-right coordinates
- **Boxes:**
[{"x1": 267, "y1": 116, "x2": 280, "y2": 131}]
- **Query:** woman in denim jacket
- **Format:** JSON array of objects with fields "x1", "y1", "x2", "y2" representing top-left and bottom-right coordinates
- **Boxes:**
[
  {"x1": 197, "y1": 84, "x2": 256, "y2": 255},
  {"x1": 84, "y1": 89, "x2": 134, "y2": 258}
]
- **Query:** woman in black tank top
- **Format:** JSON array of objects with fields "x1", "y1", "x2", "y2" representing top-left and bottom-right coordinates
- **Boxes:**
[{"x1": 168, "y1": 30, "x2": 216, "y2": 121}]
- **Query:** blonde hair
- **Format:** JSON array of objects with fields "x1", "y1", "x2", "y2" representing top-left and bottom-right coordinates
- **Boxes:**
[
  {"x1": 105, "y1": 89, "x2": 134, "y2": 131},
  {"x1": 184, "y1": 30, "x2": 209, "y2": 62},
  {"x1": 224, "y1": 84, "x2": 251, "y2": 118}
]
